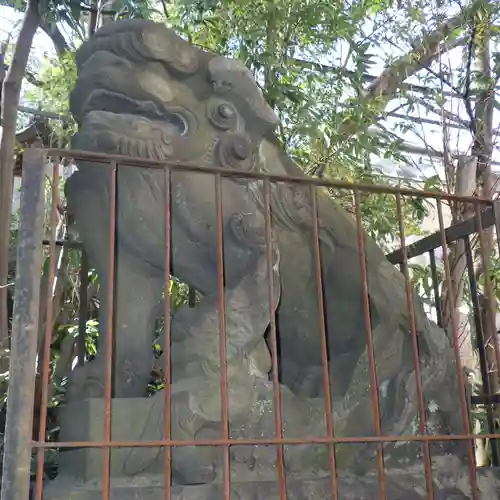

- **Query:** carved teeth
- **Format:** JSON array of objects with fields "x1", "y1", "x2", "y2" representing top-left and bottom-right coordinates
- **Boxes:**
[{"x1": 72, "y1": 124, "x2": 174, "y2": 161}]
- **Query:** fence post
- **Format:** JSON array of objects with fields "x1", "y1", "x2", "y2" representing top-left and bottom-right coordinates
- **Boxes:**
[{"x1": 1, "y1": 148, "x2": 47, "y2": 500}]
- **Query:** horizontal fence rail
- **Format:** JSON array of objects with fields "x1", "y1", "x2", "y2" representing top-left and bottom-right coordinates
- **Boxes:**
[
  {"x1": 386, "y1": 205, "x2": 500, "y2": 265},
  {"x1": 3, "y1": 148, "x2": 500, "y2": 500}
]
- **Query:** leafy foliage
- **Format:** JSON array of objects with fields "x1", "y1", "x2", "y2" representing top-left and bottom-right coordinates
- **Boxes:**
[{"x1": 24, "y1": 51, "x2": 77, "y2": 142}]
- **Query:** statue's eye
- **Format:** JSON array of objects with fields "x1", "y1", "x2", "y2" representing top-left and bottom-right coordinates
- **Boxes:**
[
  {"x1": 165, "y1": 112, "x2": 188, "y2": 135},
  {"x1": 207, "y1": 99, "x2": 237, "y2": 130}
]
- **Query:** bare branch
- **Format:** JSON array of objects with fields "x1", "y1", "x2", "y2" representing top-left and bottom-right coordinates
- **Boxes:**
[
  {"x1": 88, "y1": 0, "x2": 98, "y2": 37},
  {"x1": 0, "y1": 0, "x2": 71, "y2": 55},
  {"x1": 24, "y1": 68, "x2": 41, "y2": 86},
  {"x1": 291, "y1": 55, "x2": 468, "y2": 100},
  {"x1": 161, "y1": 0, "x2": 169, "y2": 19},
  {"x1": 407, "y1": 93, "x2": 472, "y2": 129},
  {"x1": 325, "y1": 2, "x2": 490, "y2": 144},
  {"x1": 39, "y1": 21, "x2": 70, "y2": 56},
  {"x1": 363, "y1": 6, "x2": 473, "y2": 101},
  {"x1": 463, "y1": 20, "x2": 477, "y2": 133}
]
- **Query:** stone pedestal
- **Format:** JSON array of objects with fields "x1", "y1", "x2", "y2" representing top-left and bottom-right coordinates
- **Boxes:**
[
  {"x1": 43, "y1": 465, "x2": 493, "y2": 500},
  {"x1": 43, "y1": 476, "x2": 334, "y2": 500},
  {"x1": 41, "y1": 396, "x2": 500, "y2": 500},
  {"x1": 55, "y1": 397, "x2": 164, "y2": 482}
]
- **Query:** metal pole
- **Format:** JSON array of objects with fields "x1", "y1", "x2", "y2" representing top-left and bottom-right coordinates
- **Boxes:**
[{"x1": 1, "y1": 148, "x2": 47, "y2": 500}]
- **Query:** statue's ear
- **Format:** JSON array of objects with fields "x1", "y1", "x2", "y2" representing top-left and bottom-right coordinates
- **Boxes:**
[{"x1": 208, "y1": 57, "x2": 279, "y2": 129}]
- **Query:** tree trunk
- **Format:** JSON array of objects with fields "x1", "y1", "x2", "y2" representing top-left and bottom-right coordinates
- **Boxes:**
[
  {"x1": 440, "y1": 156, "x2": 478, "y2": 328},
  {"x1": 0, "y1": 0, "x2": 41, "y2": 372},
  {"x1": 472, "y1": 14, "x2": 496, "y2": 395}
]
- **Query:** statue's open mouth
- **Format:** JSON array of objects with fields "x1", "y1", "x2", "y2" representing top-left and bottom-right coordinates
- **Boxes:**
[
  {"x1": 74, "y1": 89, "x2": 188, "y2": 159},
  {"x1": 82, "y1": 90, "x2": 182, "y2": 128},
  {"x1": 82, "y1": 89, "x2": 188, "y2": 135}
]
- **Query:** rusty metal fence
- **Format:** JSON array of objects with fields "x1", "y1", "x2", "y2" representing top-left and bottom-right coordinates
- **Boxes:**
[
  {"x1": 386, "y1": 202, "x2": 500, "y2": 468},
  {"x1": 3, "y1": 147, "x2": 500, "y2": 499}
]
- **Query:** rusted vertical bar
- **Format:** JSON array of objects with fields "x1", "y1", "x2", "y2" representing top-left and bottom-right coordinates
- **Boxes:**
[
  {"x1": 395, "y1": 193, "x2": 434, "y2": 500},
  {"x1": 102, "y1": 161, "x2": 117, "y2": 500},
  {"x1": 214, "y1": 173, "x2": 230, "y2": 500},
  {"x1": 436, "y1": 199, "x2": 479, "y2": 500},
  {"x1": 428, "y1": 249, "x2": 443, "y2": 327},
  {"x1": 34, "y1": 157, "x2": 60, "y2": 500},
  {"x1": 263, "y1": 179, "x2": 287, "y2": 500},
  {"x1": 163, "y1": 168, "x2": 172, "y2": 499},
  {"x1": 77, "y1": 249, "x2": 89, "y2": 366},
  {"x1": 464, "y1": 235, "x2": 499, "y2": 465},
  {"x1": 309, "y1": 184, "x2": 338, "y2": 500},
  {"x1": 1, "y1": 148, "x2": 46, "y2": 500},
  {"x1": 475, "y1": 201, "x2": 500, "y2": 396},
  {"x1": 353, "y1": 189, "x2": 386, "y2": 500}
]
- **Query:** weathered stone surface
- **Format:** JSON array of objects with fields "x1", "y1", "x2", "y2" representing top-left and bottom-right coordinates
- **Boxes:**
[
  {"x1": 43, "y1": 457, "x2": 500, "y2": 499},
  {"x1": 57, "y1": 398, "x2": 164, "y2": 482},
  {"x1": 55, "y1": 18, "x2": 473, "y2": 492}
]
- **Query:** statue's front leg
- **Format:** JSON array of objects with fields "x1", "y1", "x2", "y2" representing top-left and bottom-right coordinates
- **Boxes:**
[
  {"x1": 69, "y1": 253, "x2": 163, "y2": 399},
  {"x1": 66, "y1": 174, "x2": 164, "y2": 399},
  {"x1": 107, "y1": 255, "x2": 164, "y2": 397}
]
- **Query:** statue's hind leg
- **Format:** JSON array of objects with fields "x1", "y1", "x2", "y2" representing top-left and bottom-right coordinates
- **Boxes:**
[{"x1": 65, "y1": 171, "x2": 164, "y2": 399}]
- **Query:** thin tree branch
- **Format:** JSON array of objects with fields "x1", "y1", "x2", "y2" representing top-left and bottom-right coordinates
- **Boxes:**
[
  {"x1": 39, "y1": 20, "x2": 70, "y2": 56},
  {"x1": 363, "y1": 4, "x2": 475, "y2": 102},
  {"x1": 24, "y1": 68, "x2": 41, "y2": 86},
  {"x1": 88, "y1": 0, "x2": 98, "y2": 37},
  {"x1": 291, "y1": 54, "x2": 467, "y2": 100},
  {"x1": 463, "y1": 18, "x2": 477, "y2": 134},
  {"x1": 406, "y1": 93, "x2": 472, "y2": 129},
  {"x1": 160, "y1": 0, "x2": 169, "y2": 19}
]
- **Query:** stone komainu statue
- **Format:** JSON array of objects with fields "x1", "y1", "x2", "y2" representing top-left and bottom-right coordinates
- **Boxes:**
[{"x1": 59, "y1": 18, "x2": 470, "y2": 490}]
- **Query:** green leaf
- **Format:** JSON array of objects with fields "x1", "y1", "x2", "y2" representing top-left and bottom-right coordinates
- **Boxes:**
[{"x1": 423, "y1": 174, "x2": 441, "y2": 192}]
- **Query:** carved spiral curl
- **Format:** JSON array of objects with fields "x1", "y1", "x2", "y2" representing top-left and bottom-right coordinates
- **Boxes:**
[
  {"x1": 216, "y1": 132, "x2": 257, "y2": 173},
  {"x1": 227, "y1": 212, "x2": 267, "y2": 249},
  {"x1": 206, "y1": 99, "x2": 238, "y2": 130}
]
